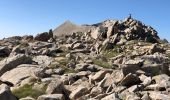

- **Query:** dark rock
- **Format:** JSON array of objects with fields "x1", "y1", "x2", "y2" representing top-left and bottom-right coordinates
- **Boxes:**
[
  {"x1": 119, "y1": 73, "x2": 140, "y2": 86},
  {"x1": 0, "y1": 84, "x2": 17, "y2": 100},
  {"x1": 0, "y1": 46, "x2": 11, "y2": 57},
  {"x1": 141, "y1": 64, "x2": 170, "y2": 76},
  {"x1": 34, "y1": 29, "x2": 53, "y2": 42}
]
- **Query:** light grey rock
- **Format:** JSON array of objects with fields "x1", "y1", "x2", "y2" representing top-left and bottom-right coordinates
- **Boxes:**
[
  {"x1": 149, "y1": 91, "x2": 170, "y2": 100},
  {"x1": 72, "y1": 43, "x2": 85, "y2": 49},
  {"x1": 145, "y1": 84, "x2": 165, "y2": 91},
  {"x1": 75, "y1": 63, "x2": 89, "y2": 71},
  {"x1": 125, "y1": 92, "x2": 140, "y2": 100},
  {"x1": 69, "y1": 86, "x2": 88, "y2": 100},
  {"x1": 141, "y1": 93, "x2": 150, "y2": 100},
  {"x1": 29, "y1": 41, "x2": 53, "y2": 50},
  {"x1": 111, "y1": 70, "x2": 125, "y2": 84},
  {"x1": 37, "y1": 94, "x2": 65, "y2": 100},
  {"x1": 152, "y1": 74, "x2": 170, "y2": 84},
  {"x1": 101, "y1": 93, "x2": 120, "y2": 100},
  {"x1": 127, "y1": 85, "x2": 142, "y2": 93},
  {"x1": 34, "y1": 67, "x2": 49, "y2": 78},
  {"x1": 98, "y1": 73, "x2": 115, "y2": 88},
  {"x1": 33, "y1": 55, "x2": 54, "y2": 66},
  {"x1": 91, "y1": 70, "x2": 111, "y2": 82},
  {"x1": 124, "y1": 59, "x2": 144, "y2": 66},
  {"x1": 90, "y1": 86, "x2": 103, "y2": 97},
  {"x1": 54, "y1": 68, "x2": 65, "y2": 75},
  {"x1": 141, "y1": 53, "x2": 169, "y2": 64},
  {"x1": 20, "y1": 96, "x2": 35, "y2": 100},
  {"x1": 46, "y1": 79, "x2": 64, "y2": 94},
  {"x1": 0, "y1": 54, "x2": 32, "y2": 76},
  {"x1": 1, "y1": 64, "x2": 38, "y2": 86}
]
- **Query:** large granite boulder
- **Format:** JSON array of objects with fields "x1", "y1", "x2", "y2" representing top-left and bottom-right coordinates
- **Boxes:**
[
  {"x1": 0, "y1": 54, "x2": 32, "y2": 76},
  {"x1": 1, "y1": 64, "x2": 38, "y2": 86}
]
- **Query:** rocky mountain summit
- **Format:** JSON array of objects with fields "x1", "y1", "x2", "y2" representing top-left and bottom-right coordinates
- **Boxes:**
[{"x1": 0, "y1": 16, "x2": 170, "y2": 100}]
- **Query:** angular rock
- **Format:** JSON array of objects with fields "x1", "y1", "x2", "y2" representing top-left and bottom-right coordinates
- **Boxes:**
[
  {"x1": 120, "y1": 64, "x2": 141, "y2": 75},
  {"x1": 69, "y1": 86, "x2": 88, "y2": 100},
  {"x1": 33, "y1": 55, "x2": 54, "y2": 66},
  {"x1": 37, "y1": 94, "x2": 65, "y2": 100},
  {"x1": 11, "y1": 45, "x2": 26, "y2": 55},
  {"x1": 141, "y1": 64, "x2": 169, "y2": 76},
  {"x1": 46, "y1": 79, "x2": 64, "y2": 94},
  {"x1": 34, "y1": 31, "x2": 53, "y2": 42},
  {"x1": 149, "y1": 44, "x2": 165, "y2": 54},
  {"x1": 127, "y1": 85, "x2": 142, "y2": 93},
  {"x1": 149, "y1": 92, "x2": 170, "y2": 100},
  {"x1": 1, "y1": 64, "x2": 38, "y2": 86},
  {"x1": 145, "y1": 84, "x2": 165, "y2": 91},
  {"x1": 54, "y1": 68, "x2": 65, "y2": 75},
  {"x1": 98, "y1": 73, "x2": 115, "y2": 88},
  {"x1": 141, "y1": 54, "x2": 169, "y2": 64},
  {"x1": 34, "y1": 67, "x2": 49, "y2": 78},
  {"x1": 152, "y1": 74, "x2": 170, "y2": 84},
  {"x1": 141, "y1": 93, "x2": 150, "y2": 100},
  {"x1": 72, "y1": 43, "x2": 85, "y2": 49},
  {"x1": 20, "y1": 97, "x2": 35, "y2": 100},
  {"x1": 90, "y1": 86, "x2": 103, "y2": 97},
  {"x1": 29, "y1": 41, "x2": 53, "y2": 50},
  {"x1": 91, "y1": 70, "x2": 111, "y2": 82},
  {"x1": 101, "y1": 93, "x2": 120, "y2": 100},
  {"x1": 119, "y1": 73, "x2": 140, "y2": 86},
  {"x1": 0, "y1": 54, "x2": 32, "y2": 76},
  {"x1": 75, "y1": 63, "x2": 89, "y2": 71},
  {"x1": 111, "y1": 70, "x2": 125, "y2": 84},
  {"x1": 124, "y1": 59, "x2": 144, "y2": 66},
  {"x1": 124, "y1": 92, "x2": 140, "y2": 100}
]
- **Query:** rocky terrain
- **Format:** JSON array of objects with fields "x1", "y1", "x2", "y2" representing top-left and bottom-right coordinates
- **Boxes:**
[{"x1": 0, "y1": 16, "x2": 170, "y2": 100}]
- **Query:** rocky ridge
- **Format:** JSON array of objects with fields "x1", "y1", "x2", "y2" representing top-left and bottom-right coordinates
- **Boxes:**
[{"x1": 0, "y1": 16, "x2": 170, "y2": 100}]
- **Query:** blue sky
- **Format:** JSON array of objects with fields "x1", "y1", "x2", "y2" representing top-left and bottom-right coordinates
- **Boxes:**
[{"x1": 0, "y1": 0, "x2": 170, "y2": 41}]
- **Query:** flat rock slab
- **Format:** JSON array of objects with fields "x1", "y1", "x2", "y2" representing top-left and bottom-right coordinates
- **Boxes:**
[
  {"x1": 1, "y1": 64, "x2": 38, "y2": 86},
  {"x1": 33, "y1": 55, "x2": 54, "y2": 66},
  {"x1": 0, "y1": 54, "x2": 32, "y2": 76}
]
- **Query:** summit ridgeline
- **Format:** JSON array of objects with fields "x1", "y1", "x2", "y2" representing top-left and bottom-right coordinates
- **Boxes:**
[{"x1": 0, "y1": 16, "x2": 170, "y2": 100}]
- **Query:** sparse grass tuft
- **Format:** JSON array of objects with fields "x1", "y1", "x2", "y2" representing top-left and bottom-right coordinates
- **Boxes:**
[
  {"x1": 93, "y1": 59, "x2": 112, "y2": 68},
  {"x1": 12, "y1": 84, "x2": 46, "y2": 99},
  {"x1": 65, "y1": 68, "x2": 77, "y2": 73},
  {"x1": 102, "y1": 49, "x2": 119, "y2": 59}
]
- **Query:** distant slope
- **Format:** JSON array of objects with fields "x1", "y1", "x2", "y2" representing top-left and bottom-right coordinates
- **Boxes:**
[{"x1": 53, "y1": 21, "x2": 92, "y2": 36}]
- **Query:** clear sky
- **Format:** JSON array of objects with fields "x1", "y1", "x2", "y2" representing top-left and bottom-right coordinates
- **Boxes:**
[{"x1": 0, "y1": 0, "x2": 170, "y2": 41}]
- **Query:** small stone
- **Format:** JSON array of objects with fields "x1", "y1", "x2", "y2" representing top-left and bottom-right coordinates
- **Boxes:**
[
  {"x1": 46, "y1": 79, "x2": 64, "y2": 94},
  {"x1": 149, "y1": 92, "x2": 170, "y2": 100},
  {"x1": 101, "y1": 93, "x2": 120, "y2": 100},
  {"x1": 54, "y1": 68, "x2": 65, "y2": 75},
  {"x1": 69, "y1": 86, "x2": 88, "y2": 99},
  {"x1": 91, "y1": 70, "x2": 111, "y2": 82},
  {"x1": 37, "y1": 94, "x2": 65, "y2": 100}
]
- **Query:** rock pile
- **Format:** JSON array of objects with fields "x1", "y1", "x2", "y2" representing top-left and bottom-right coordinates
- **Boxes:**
[{"x1": 0, "y1": 16, "x2": 170, "y2": 100}]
